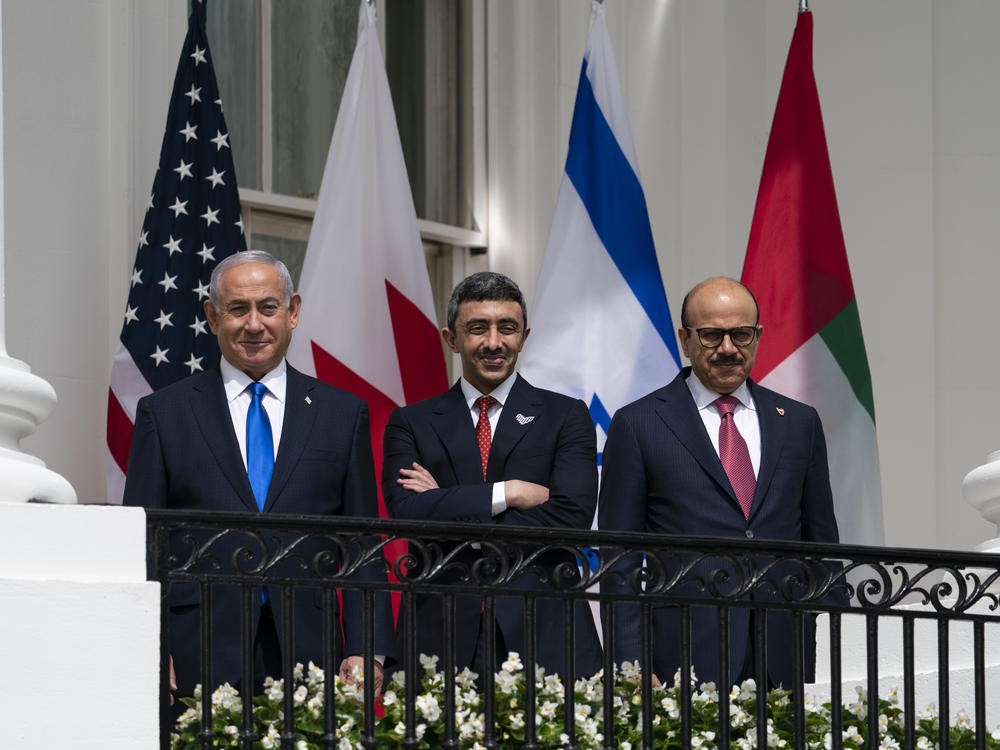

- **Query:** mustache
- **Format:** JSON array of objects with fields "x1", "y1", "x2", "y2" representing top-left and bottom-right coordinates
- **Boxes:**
[{"x1": 711, "y1": 354, "x2": 743, "y2": 366}]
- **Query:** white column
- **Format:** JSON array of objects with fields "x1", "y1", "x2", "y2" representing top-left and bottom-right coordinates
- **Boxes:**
[
  {"x1": 0, "y1": 0, "x2": 75, "y2": 504},
  {"x1": 962, "y1": 450, "x2": 1000, "y2": 553}
]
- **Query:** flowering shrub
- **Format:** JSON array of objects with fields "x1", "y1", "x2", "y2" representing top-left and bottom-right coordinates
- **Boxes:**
[{"x1": 173, "y1": 655, "x2": 1000, "y2": 749}]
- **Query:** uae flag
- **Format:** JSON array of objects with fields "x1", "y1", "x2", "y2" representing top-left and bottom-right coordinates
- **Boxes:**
[{"x1": 741, "y1": 10, "x2": 884, "y2": 546}]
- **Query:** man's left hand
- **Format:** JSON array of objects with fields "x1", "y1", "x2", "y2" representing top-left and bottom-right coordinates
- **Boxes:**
[
  {"x1": 397, "y1": 462, "x2": 439, "y2": 493},
  {"x1": 339, "y1": 655, "x2": 384, "y2": 695}
]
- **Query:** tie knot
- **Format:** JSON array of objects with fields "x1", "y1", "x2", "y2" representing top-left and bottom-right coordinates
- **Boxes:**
[
  {"x1": 714, "y1": 395, "x2": 739, "y2": 418},
  {"x1": 248, "y1": 382, "x2": 268, "y2": 401},
  {"x1": 475, "y1": 395, "x2": 497, "y2": 415}
]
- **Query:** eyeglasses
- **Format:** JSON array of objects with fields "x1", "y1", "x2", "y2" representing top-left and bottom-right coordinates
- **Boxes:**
[{"x1": 685, "y1": 326, "x2": 758, "y2": 348}]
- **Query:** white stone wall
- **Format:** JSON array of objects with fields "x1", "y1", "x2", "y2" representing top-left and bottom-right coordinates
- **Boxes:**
[{"x1": 0, "y1": 504, "x2": 159, "y2": 749}]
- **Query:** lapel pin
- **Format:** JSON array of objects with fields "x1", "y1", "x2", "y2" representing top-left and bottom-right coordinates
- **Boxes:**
[
  {"x1": 776, "y1": 407, "x2": 784, "y2": 416},
  {"x1": 305, "y1": 396, "x2": 312, "y2": 405},
  {"x1": 515, "y1": 413, "x2": 535, "y2": 425}
]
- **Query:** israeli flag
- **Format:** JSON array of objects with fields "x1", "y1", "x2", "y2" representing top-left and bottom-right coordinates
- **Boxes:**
[{"x1": 520, "y1": 0, "x2": 680, "y2": 465}]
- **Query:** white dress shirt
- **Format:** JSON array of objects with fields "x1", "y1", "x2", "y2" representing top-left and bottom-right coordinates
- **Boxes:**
[
  {"x1": 685, "y1": 372, "x2": 761, "y2": 477},
  {"x1": 459, "y1": 372, "x2": 519, "y2": 515},
  {"x1": 219, "y1": 357, "x2": 287, "y2": 469}
]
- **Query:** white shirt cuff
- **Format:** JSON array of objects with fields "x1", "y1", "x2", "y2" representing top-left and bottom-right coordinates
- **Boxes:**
[{"x1": 490, "y1": 481, "x2": 506, "y2": 516}]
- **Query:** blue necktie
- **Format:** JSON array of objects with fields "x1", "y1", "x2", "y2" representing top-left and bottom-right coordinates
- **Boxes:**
[{"x1": 246, "y1": 382, "x2": 274, "y2": 512}]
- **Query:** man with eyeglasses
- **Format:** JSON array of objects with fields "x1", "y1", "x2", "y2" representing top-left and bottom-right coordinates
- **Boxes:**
[{"x1": 599, "y1": 276, "x2": 840, "y2": 690}]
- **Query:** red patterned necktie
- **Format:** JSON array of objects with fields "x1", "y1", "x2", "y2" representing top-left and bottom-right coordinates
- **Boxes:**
[
  {"x1": 475, "y1": 395, "x2": 497, "y2": 481},
  {"x1": 714, "y1": 395, "x2": 755, "y2": 519}
]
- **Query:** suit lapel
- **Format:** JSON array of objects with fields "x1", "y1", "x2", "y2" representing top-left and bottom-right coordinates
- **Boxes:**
[
  {"x1": 486, "y1": 376, "x2": 540, "y2": 480},
  {"x1": 747, "y1": 380, "x2": 786, "y2": 521},
  {"x1": 264, "y1": 366, "x2": 317, "y2": 511},
  {"x1": 655, "y1": 371, "x2": 742, "y2": 511},
  {"x1": 431, "y1": 382, "x2": 486, "y2": 485},
  {"x1": 191, "y1": 370, "x2": 258, "y2": 512}
]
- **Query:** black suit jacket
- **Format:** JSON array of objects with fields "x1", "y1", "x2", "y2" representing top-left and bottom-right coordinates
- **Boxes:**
[
  {"x1": 598, "y1": 368, "x2": 840, "y2": 687},
  {"x1": 123, "y1": 364, "x2": 395, "y2": 697},
  {"x1": 382, "y1": 375, "x2": 603, "y2": 677}
]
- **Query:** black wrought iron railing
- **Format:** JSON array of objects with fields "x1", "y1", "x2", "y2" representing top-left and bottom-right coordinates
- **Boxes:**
[{"x1": 146, "y1": 508, "x2": 1000, "y2": 750}]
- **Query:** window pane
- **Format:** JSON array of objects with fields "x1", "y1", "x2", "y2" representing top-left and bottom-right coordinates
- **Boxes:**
[
  {"x1": 271, "y1": 0, "x2": 356, "y2": 198},
  {"x1": 386, "y1": 0, "x2": 475, "y2": 229},
  {"x1": 251, "y1": 233, "x2": 307, "y2": 289},
  {"x1": 205, "y1": 0, "x2": 260, "y2": 190}
]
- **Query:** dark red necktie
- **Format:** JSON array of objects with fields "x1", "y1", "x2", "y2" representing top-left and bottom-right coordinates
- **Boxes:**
[
  {"x1": 714, "y1": 396, "x2": 755, "y2": 519},
  {"x1": 475, "y1": 395, "x2": 497, "y2": 481}
]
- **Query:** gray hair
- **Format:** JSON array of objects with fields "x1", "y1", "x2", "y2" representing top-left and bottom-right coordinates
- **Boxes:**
[
  {"x1": 446, "y1": 272, "x2": 527, "y2": 331},
  {"x1": 208, "y1": 250, "x2": 294, "y2": 309}
]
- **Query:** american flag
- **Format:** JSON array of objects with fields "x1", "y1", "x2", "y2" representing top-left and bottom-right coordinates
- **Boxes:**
[{"x1": 106, "y1": 0, "x2": 245, "y2": 502}]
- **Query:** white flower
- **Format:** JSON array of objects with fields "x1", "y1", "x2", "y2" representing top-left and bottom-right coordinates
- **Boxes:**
[
  {"x1": 495, "y1": 670, "x2": 520, "y2": 694},
  {"x1": 501, "y1": 652, "x2": 524, "y2": 672},
  {"x1": 916, "y1": 737, "x2": 933, "y2": 749},
  {"x1": 621, "y1": 743, "x2": 632, "y2": 750},
  {"x1": 956, "y1": 710, "x2": 971, "y2": 728},
  {"x1": 416, "y1": 692, "x2": 441, "y2": 722},
  {"x1": 661, "y1": 696, "x2": 679, "y2": 719},
  {"x1": 211, "y1": 682, "x2": 242, "y2": 711},
  {"x1": 539, "y1": 700, "x2": 558, "y2": 718},
  {"x1": 620, "y1": 661, "x2": 641, "y2": 680},
  {"x1": 574, "y1": 703, "x2": 592, "y2": 724},
  {"x1": 456, "y1": 667, "x2": 478, "y2": 689},
  {"x1": 265, "y1": 680, "x2": 283, "y2": 703},
  {"x1": 293, "y1": 685, "x2": 308, "y2": 705},
  {"x1": 382, "y1": 690, "x2": 398, "y2": 707},
  {"x1": 392, "y1": 670, "x2": 406, "y2": 689},
  {"x1": 419, "y1": 653, "x2": 439, "y2": 672},
  {"x1": 580, "y1": 717, "x2": 601, "y2": 741},
  {"x1": 697, "y1": 681, "x2": 718, "y2": 702},
  {"x1": 393, "y1": 721, "x2": 406, "y2": 737},
  {"x1": 338, "y1": 739, "x2": 354, "y2": 750},
  {"x1": 293, "y1": 662, "x2": 304, "y2": 680},
  {"x1": 260, "y1": 724, "x2": 280, "y2": 749},
  {"x1": 542, "y1": 674, "x2": 563, "y2": 695},
  {"x1": 879, "y1": 738, "x2": 901, "y2": 750}
]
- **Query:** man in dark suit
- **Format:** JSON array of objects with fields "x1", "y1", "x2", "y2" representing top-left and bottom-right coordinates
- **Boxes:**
[
  {"x1": 124, "y1": 250, "x2": 394, "y2": 701},
  {"x1": 382, "y1": 272, "x2": 602, "y2": 679},
  {"x1": 599, "y1": 276, "x2": 840, "y2": 689}
]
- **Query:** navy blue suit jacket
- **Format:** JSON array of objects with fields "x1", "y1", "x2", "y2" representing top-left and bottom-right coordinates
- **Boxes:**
[
  {"x1": 598, "y1": 368, "x2": 840, "y2": 687},
  {"x1": 123, "y1": 364, "x2": 395, "y2": 697},
  {"x1": 382, "y1": 375, "x2": 603, "y2": 677}
]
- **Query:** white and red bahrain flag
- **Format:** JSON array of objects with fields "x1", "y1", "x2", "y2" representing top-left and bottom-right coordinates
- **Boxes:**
[{"x1": 286, "y1": 0, "x2": 447, "y2": 531}]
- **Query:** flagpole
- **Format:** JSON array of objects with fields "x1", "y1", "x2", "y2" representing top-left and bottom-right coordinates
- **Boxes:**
[{"x1": 799, "y1": 0, "x2": 809, "y2": 12}]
